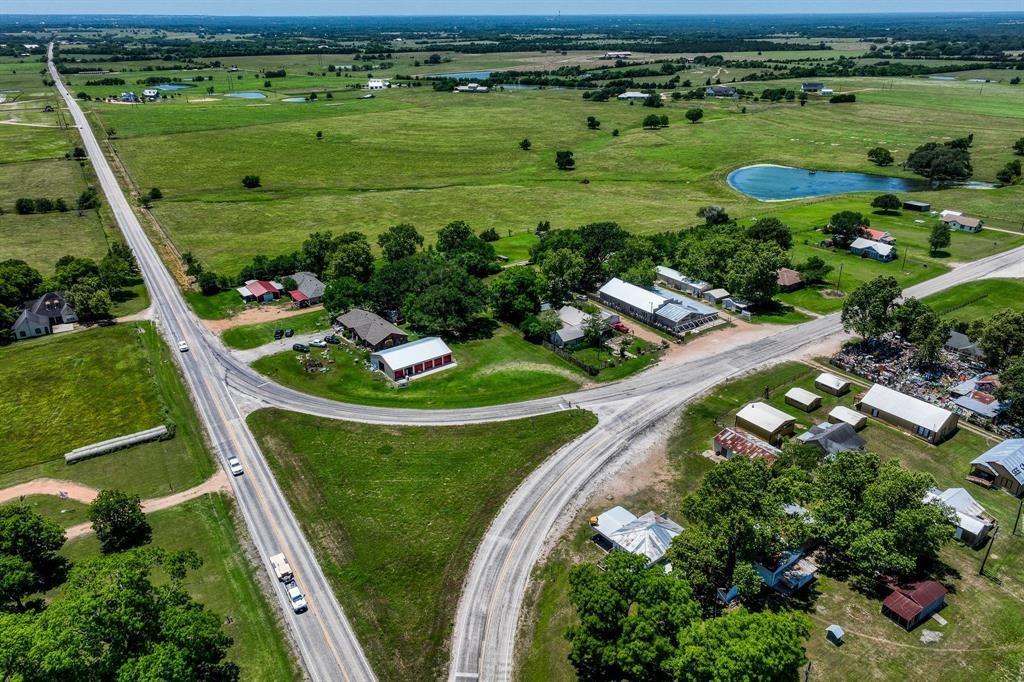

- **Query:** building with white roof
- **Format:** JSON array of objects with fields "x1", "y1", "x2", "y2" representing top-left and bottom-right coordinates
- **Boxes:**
[
  {"x1": 923, "y1": 487, "x2": 994, "y2": 548},
  {"x1": 969, "y1": 439, "x2": 1024, "y2": 496},
  {"x1": 703, "y1": 288, "x2": 731, "y2": 304},
  {"x1": 598, "y1": 277, "x2": 717, "y2": 334},
  {"x1": 850, "y1": 237, "x2": 896, "y2": 262},
  {"x1": 735, "y1": 402, "x2": 797, "y2": 444},
  {"x1": 454, "y1": 83, "x2": 489, "y2": 93},
  {"x1": 370, "y1": 336, "x2": 454, "y2": 381},
  {"x1": 590, "y1": 506, "x2": 682, "y2": 566},
  {"x1": 616, "y1": 91, "x2": 651, "y2": 100},
  {"x1": 366, "y1": 78, "x2": 390, "y2": 90},
  {"x1": 940, "y1": 210, "x2": 983, "y2": 233},
  {"x1": 827, "y1": 405, "x2": 868, "y2": 431},
  {"x1": 785, "y1": 387, "x2": 822, "y2": 412},
  {"x1": 857, "y1": 383, "x2": 958, "y2": 443},
  {"x1": 815, "y1": 372, "x2": 851, "y2": 396},
  {"x1": 655, "y1": 265, "x2": 712, "y2": 298}
]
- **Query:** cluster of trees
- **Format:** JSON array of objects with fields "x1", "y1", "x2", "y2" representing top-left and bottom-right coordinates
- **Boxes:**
[
  {"x1": 642, "y1": 114, "x2": 670, "y2": 129},
  {"x1": 0, "y1": 244, "x2": 139, "y2": 334},
  {"x1": 568, "y1": 445, "x2": 954, "y2": 680},
  {"x1": 13, "y1": 197, "x2": 69, "y2": 215},
  {"x1": 83, "y1": 77, "x2": 125, "y2": 86},
  {"x1": 0, "y1": 495, "x2": 238, "y2": 680},
  {"x1": 904, "y1": 137, "x2": 973, "y2": 184},
  {"x1": 996, "y1": 159, "x2": 1021, "y2": 186},
  {"x1": 829, "y1": 93, "x2": 856, "y2": 103}
]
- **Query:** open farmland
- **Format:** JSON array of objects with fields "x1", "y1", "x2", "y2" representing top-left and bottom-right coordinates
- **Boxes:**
[{"x1": 77, "y1": 68, "x2": 1024, "y2": 279}]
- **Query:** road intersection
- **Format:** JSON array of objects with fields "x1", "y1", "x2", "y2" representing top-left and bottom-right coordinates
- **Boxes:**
[{"x1": 49, "y1": 42, "x2": 1024, "y2": 682}]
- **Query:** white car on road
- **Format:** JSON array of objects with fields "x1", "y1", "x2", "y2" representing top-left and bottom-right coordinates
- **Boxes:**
[
  {"x1": 288, "y1": 584, "x2": 308, "y2": 613},
  {"x1": 309, "y1": 339, "x2": 327, "y2": 348},
  {"x1": 177, "y1": 340, "x2": 189, "y2": 352},
  {"x1": 227, "y1": 456, "x2": 243, "y2": 476}
]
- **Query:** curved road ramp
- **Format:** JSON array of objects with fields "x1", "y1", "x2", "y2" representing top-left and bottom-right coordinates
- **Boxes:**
[{"x1": 64, "y1": 424, "x2": 170, "y2": 463}]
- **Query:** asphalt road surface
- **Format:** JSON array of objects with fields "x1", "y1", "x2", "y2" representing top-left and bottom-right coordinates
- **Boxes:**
[
  {"x1": 47, "y1": 45, "x2": 377, "y2": 682},
  {"x1": 48, "y1": 42, "x2": 1024, "y2": 682}
]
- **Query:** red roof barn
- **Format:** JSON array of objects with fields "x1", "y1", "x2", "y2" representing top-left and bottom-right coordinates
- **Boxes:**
[{"x1": 882, "y1": 581, "x2": 947, "y2": 630}]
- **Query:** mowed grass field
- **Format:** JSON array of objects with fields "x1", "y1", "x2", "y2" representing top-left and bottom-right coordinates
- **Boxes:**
[
  {"x1": 59, "y1": 493, "x2": 299, "y2": 681},
  {"x1": 0, "y1": 323, "x2": 215, "y2": 498},
  {"x1": 517, "y1": 361, "x2": 1024, "y2": 681},
  {"x1": 923, "y1": 278, "x2": 1024, "y2": 322},
  {"x1": 78, "y1": 70, "x2": 1024, "y2": 277},
  {"x1": 252, "y1": 324, "x2": 590, "y2": 408},
  {"x1": 249, "y1": 408, "x2": 597, "y2": 682}
]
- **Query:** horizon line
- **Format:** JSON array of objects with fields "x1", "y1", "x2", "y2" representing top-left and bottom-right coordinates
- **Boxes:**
[{"x1": 8, "y1": 10, "x2": 1024, "y2": 18}]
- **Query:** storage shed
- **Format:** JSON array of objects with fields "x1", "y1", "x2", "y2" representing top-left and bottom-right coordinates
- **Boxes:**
[
  {"x1": 735, "y1": 402, "x2": 796, "y2": 445},
  {"x1": 828, "y1": 405, "x2": 867, "y2": 431},
  {"x1": 815, "y1": 372, "x2": 851, "y2": 396},
  {"x1": 703, "y1": 288, "x2": 731, "y2": 304},
  {"x1": 370, "y1": 336, "x2": 454, "y2": 381},
  {"x1": 785, "y1": 387, "x2": 822, "y2": 412},
  {"x1": 882, "y1": 581, "x2": 947, "y2": 630}
]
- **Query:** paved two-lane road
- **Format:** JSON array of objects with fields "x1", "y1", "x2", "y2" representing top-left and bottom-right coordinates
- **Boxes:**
[{"x1": 47, "y1": 44, "x2": 376, "y2": 682}]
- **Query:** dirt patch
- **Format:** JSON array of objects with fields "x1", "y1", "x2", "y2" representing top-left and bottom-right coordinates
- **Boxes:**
[
  {"x1": 659, "y1": 318, "x2": 781, "y2": 368},
  {"x1": 203, "y1": 303, "x2": 324, "y2": 333},
  {"x1": 476, "y1": 360, "x2": 593, "y2": 386},
  {"x1": 0, "y1": 478, "x2": 99, "y2": 505},
  {"x1": 188, "y1": 97, "x2": 219, "y2": 102}
]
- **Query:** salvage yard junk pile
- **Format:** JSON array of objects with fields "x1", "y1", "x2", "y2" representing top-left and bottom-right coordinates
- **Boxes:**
[{"x1": 831, "y1": 336, "x2": 1017, "y2": 436}]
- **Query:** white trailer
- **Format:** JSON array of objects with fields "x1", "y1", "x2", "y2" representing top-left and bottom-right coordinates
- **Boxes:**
[{"x1": 270, "y1": 553, "x2": 293, "y2": 582}]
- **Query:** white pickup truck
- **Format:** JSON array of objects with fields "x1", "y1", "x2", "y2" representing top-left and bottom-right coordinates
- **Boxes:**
[{"x1": 270, "y1": 553, "x2": 293, "y2": 582}]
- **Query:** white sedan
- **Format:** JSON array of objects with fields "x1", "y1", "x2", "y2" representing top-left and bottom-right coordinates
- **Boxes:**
[
  {"x1": 177, "y1": 340, "x2": 189, "y2": 352},
  {"x1": 227, "y1": 456, "x2": 243, "y2": 476},
  {"x1": 309, "y1": 339, "x2": 327, "y2": 348}
]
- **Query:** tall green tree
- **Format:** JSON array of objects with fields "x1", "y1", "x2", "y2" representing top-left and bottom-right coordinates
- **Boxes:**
[
  {"x1": 326, "y1": 232, "x2": 374, "y2": 283},
  {"x1": 88, "y1": 490, "x2": 151, "y2": 554},
  {"x1": 746, "y1": 217, "x2": 792, "y2": 250},
  {"x1": 685, "y1": 108, "x2": 704, "y2": 124},
  {"x1": 0, "y1": 505, "x2": 66, "y2": 589},
  {"x1": 726, "y1": 242, "x2": 788, "y2": 305},
  {"x1": 696, "y1": 205, "x2": 731, "y2": 226},
  {"x1": 794, "y1": 255, "x2": 833, "y2": 284},
  {"x1": 905, "y1": 142, "x2": 972, "y2": 184},
  {"x1": 538, "y1": 248, "x2": 585, "y2": 306},
  {"x1": 404, "y1": 264, "x2": 489, "y2": 338},
  {"x1": 300, "y1": 231, "x2": 338, "y2": 278},
  {"x1": 996, "y1": 356, "x2": 1024, "y2": 425},
  {"x1": 841, "y1": 276, "x2": 902, "y2": 339},
  {"x1": 489, "y1": 266, "x2": 543, "y2": 326},
  {"x1": 868, "y1": 147, "x2": 894, "y2": 166},
  {"x1": 977, "y1": 309, "x2": 1024, "y2": 370},
  {"x1": 322, "y1": 276, "x2": 364, "y2": 316},
  {"x1": 0, "y1": 259, "x2": 43, "y2": 306},
  {"x1": 377, "y1": 223, "x2": 423, "y2": 262},
  {"x1": 871, "y1": 194, "x2": 902, "y2": 214},
  {"x1": 929, "y1": 222, "x2": 951, "y2": 255},
  {"x1": 827, "y1": 211, "x2": 868, "y2": 248}
]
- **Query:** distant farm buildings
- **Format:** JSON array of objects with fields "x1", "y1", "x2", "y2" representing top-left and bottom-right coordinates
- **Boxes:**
[
  {"x1": 705, "y1": 85, "x2": 738, "y2": 98},
  {"x1": 617, "y1": 91, "x2": 651, "y2": 101}
]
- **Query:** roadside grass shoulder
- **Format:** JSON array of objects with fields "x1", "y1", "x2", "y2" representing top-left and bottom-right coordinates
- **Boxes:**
[
  {"x1": 248, "y1": 408, "x2": 597, "y2": 682},
  {"x1": 221, "y1": 308, "x2": 332, "y2": 349},
  {"x1": 58, "y1": 493, "x2": 299, "y2": 681},
  {"x1": 0, "y1": 322, "x2": 214, "y2": 498},
  {"x1": 184, "y1": 289, "x2": 245, "y2": 319},
  {"x1": 251, "y1": 325, "x2": 588, "y2": 408},
  {"x1": 923, "y1": 278, "x2": 1024, "y2": 323}
]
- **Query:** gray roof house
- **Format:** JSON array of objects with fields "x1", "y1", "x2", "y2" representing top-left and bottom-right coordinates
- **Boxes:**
[
  {"x1": 945, "y1": 331, "x2": 985, "y2": 359},
  {"x1": 797, "y1": 422, "x2": 865, "y2": 456},
  {"x1": 11, "y1": 292, "x2": 78, "y2": 340},
  {"x1": 598, "y1": 278, "x2": 717, "y2": 334},
  {"x1": 550, "y1": 305, "x2": 619, "y2": 348},
  {"x1": 335, "y1": 308, "x2": 408, "y2": 351},
  {"x1": 969, "y1": 439, "x2": 1024, "y2": 496},
  {"x1": 285, "y1": 271, "x2": 325, "y2": 306}
]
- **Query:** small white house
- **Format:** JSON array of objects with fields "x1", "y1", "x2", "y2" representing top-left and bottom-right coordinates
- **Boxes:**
[
  {"x1": 617, "y1": 91, "x2": 651, "y2": 101},
  {"x1": 703, "y1": 288, "x2": 730, "y2": 304},
  {"x1": 454, "y1": 83, "x2": 489, "y2": 93},
  {"x1": 940, "y1": 210, "x2": 983, "y2": 233},
  {"x1": 142, "y1": 88, "x2": 159, "y2": 99},
  {"x1": 858, "y1": 383, "x2": 958, "y2": 443},
  {"x1": 923, "y1": 487, "x2": 995, "y2": 548},
  {"x1": 366, "y1": 78, "x2": 390, "y2": 90},
  {"x1": 850, "y1": 237, "x2": 896, "y2": 262}
]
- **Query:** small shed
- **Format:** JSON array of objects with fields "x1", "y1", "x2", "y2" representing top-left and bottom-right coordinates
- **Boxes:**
[
  {"x1": 785, "y1": 387, "x2": 822, "y2": 412},
  {"x1": 815, "y1": 372, "x2": 851, "y2": 396},
  {"x1": 825, "y1": 624, "x2": 845, "y2": 645},
  {"x1": 903, "y1": 200, "x2": 931, "y2": 212},
  {"x1": 704, "y1": 288, "x2": 730, "y2": 304},
  {"x1": 776, "y1": 267, "x2": 804, "y2": 292},
  {"x1": 828, "y1": 405, "x2": 867, "y2": 431},
  {"x1": 735, "y1": 402, "x2": 797, "y2": 445},
  {"x1": 882, "y1": 581, "x2": 947, "y2": 630}
]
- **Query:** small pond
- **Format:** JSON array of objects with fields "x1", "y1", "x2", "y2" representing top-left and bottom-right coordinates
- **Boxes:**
[
  {"x1": 727, "y1": 164, "x2": 924, "y2": 201},
  {"x1": 224, "y1": 91, "x2": 267, "y2": 99},
  {"x1": 154, "y1": 83, "x2": 192, "y2": 91},
  {"x1": 435, "y1": 70, "x2": 492, "y2": 80}
]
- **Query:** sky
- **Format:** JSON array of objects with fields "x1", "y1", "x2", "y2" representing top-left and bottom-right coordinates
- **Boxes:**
[{"x1": 15, "y1": 2, "x2": 1024, "y2": 16}]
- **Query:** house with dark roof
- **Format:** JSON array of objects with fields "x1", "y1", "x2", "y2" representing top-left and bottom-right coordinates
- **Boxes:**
[
  {"x1": 284, "y1": 271, "x2": 325, "y2": 307},
  {"x1": 705, "y1": 85, "x2": 737, "y2": 98},
  {"x1": 335, "y1": 308, "x2": 408, "y2": 351},
  {"x1": 882, "y1": 581, "x2": 947, "y2": 630},
  {"x1": 11, "y1": 292, "x2": 78, "y2": 340},
  {"x1": 945, "y1": 331, "x2": 985, "y2": 359},
  {"x1": 801, "y1": 82, "x2": 826, "y2": 93},
  {"x1": 776, "y1": 267, "x2": 804, "y2": 292},
  {"x1": 797, "y1": 422, "x2": 865, "y2": 456}
]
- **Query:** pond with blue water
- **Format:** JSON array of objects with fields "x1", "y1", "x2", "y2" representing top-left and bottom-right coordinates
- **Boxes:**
[
  {"x1": 224, "y1": 91, "x2": 267, "y2": 99},
  {"x1": 727, "y1": 164, "x2": 925, "y2": 201},
  {"x1": 154, "y1": 84, "x2": 192, "y2": 91}
]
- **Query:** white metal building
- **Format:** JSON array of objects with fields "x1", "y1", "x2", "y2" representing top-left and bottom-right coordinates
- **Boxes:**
[{"x1": 370, "y1": 336, "x2": 454, "y2": 381}]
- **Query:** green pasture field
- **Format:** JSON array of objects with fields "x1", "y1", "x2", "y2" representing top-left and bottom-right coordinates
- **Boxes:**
[
  {"x1": 74, "y1": 72, "x2": 1024, "y2": 281},
  {"x1": 0, "y1": 322, "x2": 215, "y2": 498},
  {"x1": 251, "y1": 324, "x2": 588, "y2": 408},
  {"x1": 493, "y1": 231, "x2": 539, "y2": 262},
  {"x1": 923, "y1": 278, "x2": 1024, "y2": 323},
  {"x1": 518, "y1": 361, "x2": 1020, "y2": 681},
  {"x1": 221, "y1": 308, "x2": 332, "y2": 349},
  {"x1": 249, "y1": 408, "x2": 597, "y2": 681},
  {"x1": 59, "y1": 494, "x2": 299, "y2": 681},
  {"x1": 16, "y1": 495, "x2": 90, "y2": 528}
]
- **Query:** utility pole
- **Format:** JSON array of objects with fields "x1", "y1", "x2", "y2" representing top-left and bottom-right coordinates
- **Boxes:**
[
  {"x1": 1013, "y1": 498, "x2": 1024, "y2": 536},
  {"x1": 835, "y1": 262, "x2": 844, "y2": 292},
  {"x1": 980, "y1": 525, "x2": 998, "y2": 576},
  {"x1": 901, "y1": 247, "x2": 909, "y2": 272}
]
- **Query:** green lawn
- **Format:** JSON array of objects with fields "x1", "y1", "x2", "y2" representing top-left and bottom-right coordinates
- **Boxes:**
[
  {"x1": 923, "y1": 278, "x2": 1024, "y2": 323},
  {"x1": 251, "y1": 325, "x2": 588, "y2": 408},
  {"x1": 221, "y1": 308, "x2": 332, "y2": 349},
  {"x1": 59, "y1": 494, "x2": 299, "y2": 681},
  {"x1": 518, "y1": 361, "x2": 1021, "y2": 681},
  {"x1": 0, "y1": 322, "x2": 215, "y2": 498},
  {"x1": 493, "y1": 231, "x2": 540, "y2": 263},
  {"x1": 81, "y1": 75, "x2": 1024, "y2": 276},
  {"x1": 184, "y1": 289, "x2": 246, "y2": 320},
  {"x1": 16, "y1": 494, "x2": 90, "y2": 529},
  {"x1": 249, "y1": 408, "x2": 597, "y2": 682}
]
